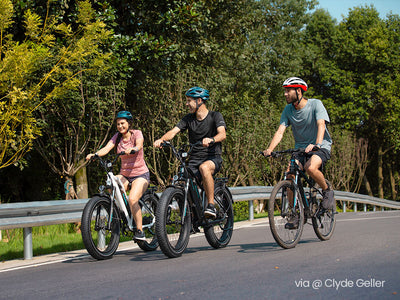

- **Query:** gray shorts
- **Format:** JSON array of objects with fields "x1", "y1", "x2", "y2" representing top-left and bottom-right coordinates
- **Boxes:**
[{"x1": 122, "y1": 172, "x2": 150, "y2": 184}]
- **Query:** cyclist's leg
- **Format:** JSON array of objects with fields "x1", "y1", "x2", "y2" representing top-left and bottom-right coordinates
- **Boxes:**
[
  {"x1": 304, "y1": 150, "x2": 329, "y2": 191},
  {"x1": 128, "y1": 176, "x2": 149, "y2": 231},
  {"x1": 199, "y1": 160, "x2": 216, "y2": 206},
  {"x1": 304, "y1": 150, "x2": 334, "y2": 209},
  {"x1": 199, "y1": 156, "x2": 223, "y2": 206}
]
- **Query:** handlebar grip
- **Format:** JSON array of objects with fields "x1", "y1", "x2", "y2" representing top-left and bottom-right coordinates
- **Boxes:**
[{"x1": 160, "y1": 141, "x2": 171, "y2": 148}]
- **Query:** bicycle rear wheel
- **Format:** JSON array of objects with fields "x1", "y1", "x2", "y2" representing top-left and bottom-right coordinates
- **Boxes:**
[
  {"x1": 137, "y1": 192, "x2": 159, "y2": 251},
  {"x1": 312, "y1": 180, "x2": 336, "y2": 241},
  {"x1": 204, "y1": 186, "x2": 234, "y2": 248},
  {"x1": 156, "y1": 187, "x2": 191, "y2": 258},
  {"x1": 268, "y1": 180, "x2": 304, "y2": 249},
  {"x1": 81, "y1": 195, "x2": 120, "y2": 260}
]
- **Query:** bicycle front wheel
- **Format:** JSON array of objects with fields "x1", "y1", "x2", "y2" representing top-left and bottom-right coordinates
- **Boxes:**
[
  {"x1": 204, "y1": 186, "x2": 234, "y2": 248},
  {"x1": 268, "y1": 180, "x2": 304, "y2": 249},
  {"x1": 156, "y1": 187, "x2": 191, "y2": 258},
  {"x1": 81, "y1": 195, "x2": 120, "y2": 260},
  {"x1": 137, "y1": 192, "x2": 159, "y2": 251},
  {"x1": 312, "y1": 180, "x2": 336, "y2": 241}
]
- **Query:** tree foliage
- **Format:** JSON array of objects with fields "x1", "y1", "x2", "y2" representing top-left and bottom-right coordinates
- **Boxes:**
[{"x1": 1, "y1": 0, "x2": 399, "y2": 203}]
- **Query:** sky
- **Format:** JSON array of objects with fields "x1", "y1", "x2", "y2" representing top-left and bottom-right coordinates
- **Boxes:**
[{"x1": 315, "y1": 0, "x2": 400, "y2": 21}]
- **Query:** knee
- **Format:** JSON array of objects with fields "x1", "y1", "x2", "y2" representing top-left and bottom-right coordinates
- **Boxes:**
[
  {"x1": 199, "y1": 163, "x2": 211, "y2": 176},
  {"x1": 305, "y1": 164, "x2": 319, "y2": 175}
]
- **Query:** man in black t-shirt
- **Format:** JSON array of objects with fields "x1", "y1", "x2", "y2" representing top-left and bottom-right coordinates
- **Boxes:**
[{"x1": 154, "y1": 87, "x2": 226, "y2": 218}]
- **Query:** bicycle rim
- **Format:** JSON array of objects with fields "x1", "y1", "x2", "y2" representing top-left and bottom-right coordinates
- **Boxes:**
[
  {"x1": 81, "y1": 196, "x2": 120, "y2": 260},
  {"x1": 268, "y1": 180, "x2": 304, "y2": 249},
  {"x1": 204, "y1": 186, "x2": 234, "y2": 249},
  {"x1": 156, "y1": 187, "x2": 191, "y2": 258}
]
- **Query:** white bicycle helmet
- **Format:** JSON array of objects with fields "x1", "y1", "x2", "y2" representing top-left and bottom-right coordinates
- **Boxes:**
[{"x1": 282, "y1": 77, "x2": 308, "y2": 92}]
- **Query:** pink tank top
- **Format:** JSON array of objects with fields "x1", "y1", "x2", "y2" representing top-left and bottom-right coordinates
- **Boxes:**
[{"x1": 111, "y1": 130, "x2": 149, "y2": 177}]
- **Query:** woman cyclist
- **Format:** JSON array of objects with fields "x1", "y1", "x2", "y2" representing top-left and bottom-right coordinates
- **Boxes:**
[{"x1": 86, "y1": 111, "x2": 150, "y2": 241}]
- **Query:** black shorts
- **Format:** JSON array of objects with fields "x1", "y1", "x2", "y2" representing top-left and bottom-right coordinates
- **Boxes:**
[
  {"x1": 187, "y1": 156, "x2": 223, "y2": 182},
  {"x1": 294, "y1": 148, "x2": 331, "y2": 168}
]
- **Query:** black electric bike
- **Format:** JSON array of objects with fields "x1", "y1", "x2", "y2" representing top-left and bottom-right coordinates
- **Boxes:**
[{"x1": 155, "y1": 141, "x2": 234, "y2": 258}]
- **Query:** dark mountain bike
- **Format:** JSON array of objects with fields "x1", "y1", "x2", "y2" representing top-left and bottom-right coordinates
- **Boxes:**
[
  {"x1": 262, "y1": 148, "x2": 336, "y2": 249},
  {"x1": 155, "y1": 141, "x2": 234, "y2": 258},
  {"x1": 81, "y1": 152, "x2": 158, "y2": 260}
]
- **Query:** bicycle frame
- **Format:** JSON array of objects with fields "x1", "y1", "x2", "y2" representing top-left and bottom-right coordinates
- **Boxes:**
[
  {"x1": 96, "y1": 153, "x2": 156, "y2": 232},
  {"x1": 279, "y1": 149, "x2": 323, "y2": 217},
  {"x1": 163, "y1": 141, "x2": 228, "y2": 227}
]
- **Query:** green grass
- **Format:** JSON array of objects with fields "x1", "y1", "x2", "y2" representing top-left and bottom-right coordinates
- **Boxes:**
[{"x1": 0, "y1": 224, "x2": 86, "y2": 261}]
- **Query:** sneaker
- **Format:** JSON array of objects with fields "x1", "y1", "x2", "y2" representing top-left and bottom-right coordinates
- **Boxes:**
[
  {"x1": 133, "y1": 229, "x2": 146, "y2": 241},
  {"x1": 322, "y1": 189, "x2": 335, "y2": 210},
  {"x1": 285, "y1": 214, "x2": 299, "y2": 230},
  {"x1": 204, "y1": 203, "x2": 217, "y2": 219}
]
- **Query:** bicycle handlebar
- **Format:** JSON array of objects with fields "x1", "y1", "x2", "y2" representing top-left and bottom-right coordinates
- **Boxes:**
[
  {"x1": 90, "y1": 149, "x2": 137, "y2": 171},
  {"x1": 260, "y1": 147, "x2": 320, "y2": 158}
]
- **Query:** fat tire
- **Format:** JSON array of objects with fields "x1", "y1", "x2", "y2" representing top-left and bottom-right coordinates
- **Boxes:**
[
  {"x1": 156, "y1": 187, "x2": 191, "y2": 258},
  {"x1": 81, "y1": 195, "x2": 120, "y2": 260},
  {"x1": 204, "y1": 186, "x2": 234, "y2": 248},
  {"x1": 268, "y1": 180, "x2": 304, "y2": 249}
]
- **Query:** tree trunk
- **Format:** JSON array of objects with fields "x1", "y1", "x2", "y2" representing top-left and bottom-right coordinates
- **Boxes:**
[
  {"x1": 377, "y1": 145, "x2": 384, "y2": 199},
  {"x1": 387, "y1": 163, "x2": 397, "y2": 201},
  {"x1": 363, "y1": 175, "x2": 373, "y2": 197},
  {"x1": 75, "y1": 159, "x2": 89, "y2": 199}
]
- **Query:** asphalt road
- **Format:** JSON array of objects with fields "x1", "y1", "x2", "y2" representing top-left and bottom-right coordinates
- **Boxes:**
[{"x1": 0, "y1": 211, "x2": 399, "y2": 299}]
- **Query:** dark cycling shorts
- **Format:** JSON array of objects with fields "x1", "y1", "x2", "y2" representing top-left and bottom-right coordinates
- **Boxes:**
[
  {"x1": 187, "y1": 156, "x2": 223, "y2": 183},
  {"x1": 122, "y1": 172, "x2": 150, "y2": 184},
  {"x1": 294, "y1": 148, "x2": 331, "y2": 169}
]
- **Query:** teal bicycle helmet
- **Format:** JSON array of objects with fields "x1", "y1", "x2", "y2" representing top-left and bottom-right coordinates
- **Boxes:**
[
  {"x1": 185, "y1": 87, "x2": 209, "y2": 101},
  {"x1": 116, "y1": 111, "x2": 133, "y2": 121}
]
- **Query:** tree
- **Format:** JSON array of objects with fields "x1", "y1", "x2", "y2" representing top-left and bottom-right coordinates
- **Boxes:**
[
  {"x1": 0, "y1": 0, "x2": 118, "y2": 172},
  {"x1": 304, "y1": 6, "x2": 400, "y2": 199},
  {"x1": 33, "y1": 1, "x2": 126, "y2": 199}
]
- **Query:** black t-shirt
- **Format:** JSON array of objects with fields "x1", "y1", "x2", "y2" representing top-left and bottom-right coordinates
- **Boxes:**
[{"x1": 176, "y1": 111, "x2": 226, "y2": 160}]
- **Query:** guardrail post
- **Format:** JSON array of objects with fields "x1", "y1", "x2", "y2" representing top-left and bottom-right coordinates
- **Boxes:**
[
  {"x1": 23, "y1": 227, "x2": 33, "y2": 260},
  {"x1": 364, "y1": 204, "x2": 367, "y2": 212},
  {"x1": 354, "y1": 202, "x2": 357, "y2": 212},
  {"x1": 343, "y1": 201, "x2": 346, "y2": 213},
  {"x1": 373, "y1": 206, "x2": 376, "y2": 212},
  {"x1": 249, "y1": 200, "x2": 254, "y2": 221}
]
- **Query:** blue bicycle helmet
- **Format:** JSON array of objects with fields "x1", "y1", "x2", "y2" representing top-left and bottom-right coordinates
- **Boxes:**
[
  {"x1": 185, "y1": 87, "x2": 209, "y2": 101},
  {"x1": 116, "y1": 110, "x2": 133, "y2": 121}
]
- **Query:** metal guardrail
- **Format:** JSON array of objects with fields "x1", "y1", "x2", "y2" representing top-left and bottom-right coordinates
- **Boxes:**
[{"x1": 1, "y1": 186, "x2": 399, "y2": 260}]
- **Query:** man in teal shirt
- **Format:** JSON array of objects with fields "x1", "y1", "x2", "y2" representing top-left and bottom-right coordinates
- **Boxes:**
[{"x1": 263, "y1": 77, "x2": 334, "y2": 228}]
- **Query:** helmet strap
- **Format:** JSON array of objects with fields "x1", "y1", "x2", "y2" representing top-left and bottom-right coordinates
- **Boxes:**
[
  {"x1": 293, "y1": 89, "x2": 303, "y2": 108},
  {"x1": 195, "y1": 99, "x2": 203, "y2": 112}
]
